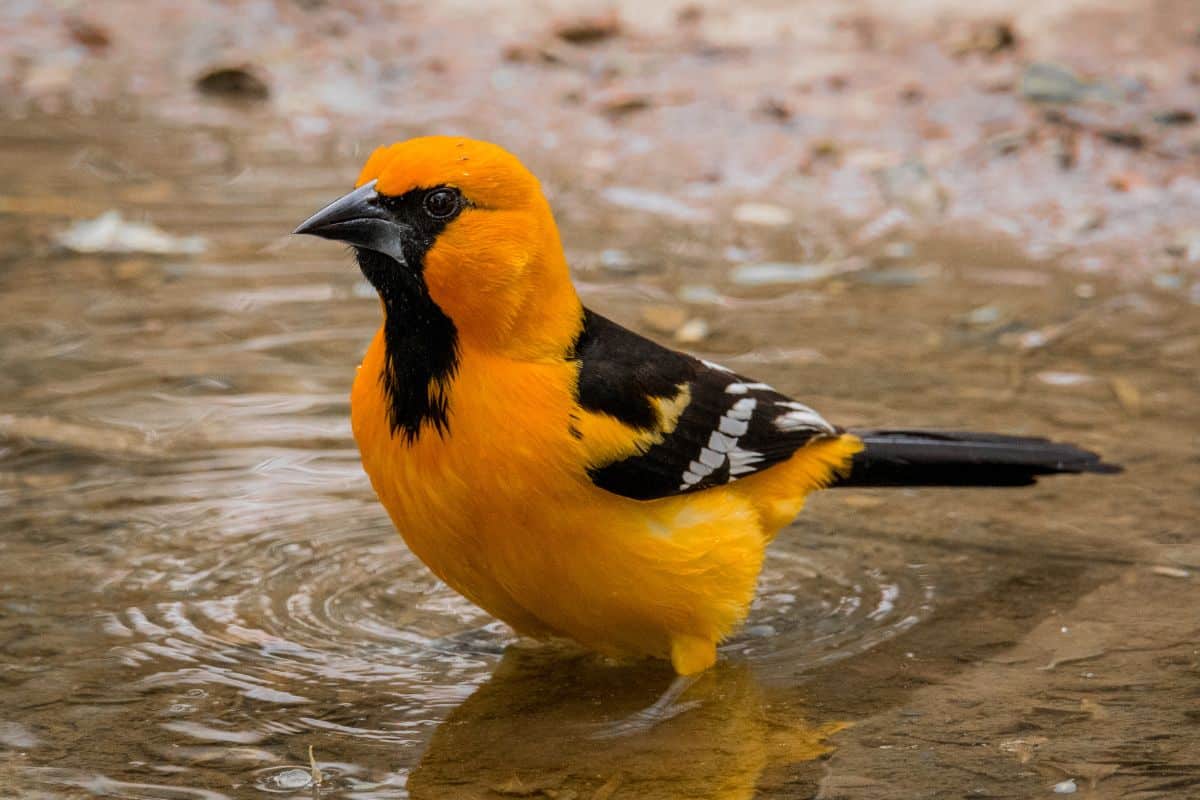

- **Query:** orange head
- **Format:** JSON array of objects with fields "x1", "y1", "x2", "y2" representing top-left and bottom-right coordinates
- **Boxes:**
[{"x1": 295, "y1": 137, "x2": 581, "y2": 359}]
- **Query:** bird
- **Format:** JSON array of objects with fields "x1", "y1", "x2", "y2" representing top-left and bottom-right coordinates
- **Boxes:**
[{"x1": 294, "y1": 136, "x2": 1119, "y2": 685}]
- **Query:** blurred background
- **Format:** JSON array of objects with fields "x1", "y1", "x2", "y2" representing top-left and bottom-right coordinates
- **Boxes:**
[{"x1": 1, "y1": 2, "x2": 1198, "y2": 798}]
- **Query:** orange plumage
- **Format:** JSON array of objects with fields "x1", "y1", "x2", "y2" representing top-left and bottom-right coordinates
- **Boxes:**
[{"x1": 295, "y1": 136, "x2": 1115, "y2": 676}]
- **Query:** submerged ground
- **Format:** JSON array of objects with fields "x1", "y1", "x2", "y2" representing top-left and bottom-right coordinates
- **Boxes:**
[{"x1": 1, "y1": 2, "x2": 1198, "y2": 798}]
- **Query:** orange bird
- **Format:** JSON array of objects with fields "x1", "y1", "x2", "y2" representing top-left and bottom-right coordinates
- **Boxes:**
[{"x1": 295, "y1": 137, "x2": 1118, "y2": 683}]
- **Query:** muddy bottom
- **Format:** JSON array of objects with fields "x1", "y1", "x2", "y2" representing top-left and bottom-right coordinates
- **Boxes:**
[{"x1": 0, "y1": 117, "x2": 1197, "y2": 799}]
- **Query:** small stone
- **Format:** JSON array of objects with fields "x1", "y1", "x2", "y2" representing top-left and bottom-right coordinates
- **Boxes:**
[
  {"x1": 988, "y1": 130, "x2": 1025, "y2": 155},
  {"x1": 674, "y1": 318, "x2": 710, "y2": 343},
  {"x1": 595, "y1": 90, "x2": 652, "y2": 118},
  {"x1": 723, "y1": 245, "x2": 755, "y2": 262},
  {"x1": 965, "y1": 305, "x2": 1003, "y2": 326},
  {"x1": 731, "y1": 262, "x2": 835, "y2": 286},
  {"x1": 744, "y1": 624, "x2": 776, "y2": 638},
  {"x1": 598, "y1": 249, "x2": 633, "y2": 271},
  {"x1": 65, "y1": 17, "x2": 111, "y2": 50},
  {"x1": 1108, "y1": 171, "x2": 1148, "y2": 192},
  {"x1": 1152, "y1": 109, "x2": 1196, "y2": 126},
  {"x1": 1100, "y1": 128, "x2": 1145, "y2": 149},
  {"x1": 732, "y1": 202, "x2": 794, "y2": 227},
  {"x1": 195, "y1": 66, "x2": 270, "y2": 101},
  {"x1": 1069, "y1": 209, "x2": 1106, "y2": 234},
  {"x1": 877, "y1": 161, "x2": 946, "y2": 217},
  {"x1": 1110, "y1": 377, "x2": 1141, "y2": 415},
  {"x1": 857, "y1": 264, "x2": 940, "y2": 287},
  {"x1": 1165, "y1": 229, "x2": 1200, "y2": 262},
  {"x1": 677, "y1": 284, "x2": 723, "y2": 305},
  {"x1": 1021, "y1": 63, "x2": 1113, "y2": 104},
  {"x1": 854, "y1": 208, "x2": 911, "y2": 244},
  {"x1": 553, "y1": 12, "x2": 621, "y2": 45},
  {"x1": 1053, "y1": 779, "x2": 1078, "y2": 794},
  {"x1": 948, "y1": 19, "x2": 1018, "y2": 56},
  {"x1": 1151, "y1": 565, "x2": 1190, "y2": 578},
  {"x1": 1152, "y1": 272, "x2": 1184, "y2": 290},
  {"x1": 269, "y1": 768, "x2": 312, "y2": 790},
  {"x1": 881, "y1": 241, "x2": 914, "y2": 259},
  {"x1": 1036, "y1": 371, "x2": 1094, "y2": 387},
  {"x1": 757, "y1": 96, "x2": 792, "y2": 121},
  {"x1": 601, "y1": 186, "x2": 708, "y2": 223},
  {"x1": 55, "y1": 211, "x2": 207, "y2": 255}
]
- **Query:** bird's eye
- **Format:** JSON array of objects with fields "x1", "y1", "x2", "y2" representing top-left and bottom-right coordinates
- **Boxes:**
[{"x1": 423, "y1": 188, "x2": 462, "y2": 220}]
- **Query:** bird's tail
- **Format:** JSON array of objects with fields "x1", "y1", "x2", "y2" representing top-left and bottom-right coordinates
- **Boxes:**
[{"x1": 831, "y1": 429, "x2": 1121, "y2": 488}]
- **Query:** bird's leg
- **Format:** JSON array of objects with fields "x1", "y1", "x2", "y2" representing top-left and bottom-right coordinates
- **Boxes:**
[{"x1": 589, "y1": 673, "x2": 702, "y2": 739}]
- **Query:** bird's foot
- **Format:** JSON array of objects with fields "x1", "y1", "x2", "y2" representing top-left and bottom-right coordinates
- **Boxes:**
[{"x1": 588, "y1": 674, "x2": 701, "y2": 739}]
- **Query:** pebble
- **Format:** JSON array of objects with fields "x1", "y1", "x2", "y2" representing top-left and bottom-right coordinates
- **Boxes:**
[
  {"x1": 722, "y1": 245, "x2": 756, "y2": 262},
  {"x1": 195, "y1": 66, "x2": 270, "y2": 101},
  {"x1": 730, "y1": 262, "x2": 835, "y2": 286},
  {"x1": 1152, "y1": 272, "x2": 1184, "y2": 290},
  {"x1": 595, "y1": 90, "x2": 652, "y2": 118},
  {"x1": 1036, "y1": 371, "x2": 1094, "y2": 387},
  {"x1": 881, "y1": 241, "x2": 914, "y2": 260},
  {"x1": 965, "y1": 305, "x2": 1003, "y2": 326},
  {"x1": 260, "y1": 767, "x2": 312, "y2": 791},
  {"x1": 601, "y1": 186, "x2": 709, "y2": 223},
  {"x1": 877, "y1": 162, "x2": 945, "y2": 217},
  {"x1": 1053, "y1": 779, "x2": 1078, "y2": 794},
  {"x1": 553, "y1": 11, "x2": 621, "y2": 44},
  {"x1": 732, "y1": 202, "x2": 794, "y2": 227},
  {"x1": 674, "y1": 318, "x2": 709, "y2": 343},
  {"x1": 677, "y1": 284, "x2": 723, "y2": 305},
  {"x1": 56, "y1": 210, "x2": 206, "y2": 255},
  {"x1": 598, "y1": 248, "x2": 634, "y2": 271},
  {"x1": 1165, "y1": 229, "x2": 1200, "y2": 263},
  {"x1": 1110, "y1": 376, "x2": 1142, "y2": 415},
  {"x1": 857, "y1": 264, "x2": 939, "y2": 287},
  {"x1": 1021, "y1": 63, "x2": 1102, "y2": 104},
  {"x1": 1152, "y1": 109, "x2": 1196, "y2": 126}
]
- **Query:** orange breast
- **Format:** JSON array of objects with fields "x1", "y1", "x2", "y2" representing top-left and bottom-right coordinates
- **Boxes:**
[{"x1": 350, "y1": 326, "x2": 858, "y2": 671}]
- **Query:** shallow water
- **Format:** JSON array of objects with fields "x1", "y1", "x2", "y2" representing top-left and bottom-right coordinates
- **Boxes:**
[{"x1": 1, "y1": 117, "x2": 1198, "y2": 798}]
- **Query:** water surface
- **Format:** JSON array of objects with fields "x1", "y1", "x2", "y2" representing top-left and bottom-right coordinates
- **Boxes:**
[{"x1": 1, "y1": 117, "x2": 1197, "y2": 798}]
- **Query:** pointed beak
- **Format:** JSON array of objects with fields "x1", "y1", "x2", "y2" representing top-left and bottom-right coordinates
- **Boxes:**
[{"x1": 293, "y1": 179, "x2": 408, "y2": 263}]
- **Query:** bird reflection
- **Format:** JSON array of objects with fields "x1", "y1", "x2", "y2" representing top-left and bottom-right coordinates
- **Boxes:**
[{"x1": 407, "y1": 646, "x2": 846, "y2": 800}]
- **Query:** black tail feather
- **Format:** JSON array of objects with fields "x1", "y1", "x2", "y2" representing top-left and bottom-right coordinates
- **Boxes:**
[{"x1": 833, "y1": 429, "x2": 1122, "y2": 488}]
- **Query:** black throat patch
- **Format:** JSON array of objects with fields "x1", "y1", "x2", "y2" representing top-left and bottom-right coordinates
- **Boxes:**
[{"x1": 353, "y1": 188, "x2": 461, "y2": 443}]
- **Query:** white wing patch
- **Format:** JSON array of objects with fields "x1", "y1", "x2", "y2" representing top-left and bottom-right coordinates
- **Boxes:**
[
  {"x1": 729, "y1": 446, "x2": 765, "y2": 475},
  {"x1": 773, "y1": 400, "x2": 837, "y2": 435},
  {"x1": 679, "y1": 397, "x2": 758, "y2": 489},
  {"x1": 725, "y1": 381, "x2": 773, "y2": 395}
]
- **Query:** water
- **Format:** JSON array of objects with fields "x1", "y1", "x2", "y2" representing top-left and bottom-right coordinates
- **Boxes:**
[{"x1": 1, "y1": 116, "x2": 1198, "y2": 798}]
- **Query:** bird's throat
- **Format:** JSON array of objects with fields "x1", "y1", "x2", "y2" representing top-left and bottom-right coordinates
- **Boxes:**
[{"x1": 356, "y1": 249, "x2": 459, "y2": 443}]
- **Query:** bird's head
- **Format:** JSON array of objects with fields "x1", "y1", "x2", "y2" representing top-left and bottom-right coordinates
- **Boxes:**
[{"x1": 295, "y1": 137, "x2": 580, "y2": 358}]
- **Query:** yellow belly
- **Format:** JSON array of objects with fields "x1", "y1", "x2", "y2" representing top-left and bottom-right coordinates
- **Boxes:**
[{"x1": 350, "y1": 328, "x2": 859, "y2": 673}]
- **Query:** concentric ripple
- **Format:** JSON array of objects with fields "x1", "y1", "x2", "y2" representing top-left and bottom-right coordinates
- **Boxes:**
[{"x1": 728, "y1": 541, "x2": 937, "y2": 669}]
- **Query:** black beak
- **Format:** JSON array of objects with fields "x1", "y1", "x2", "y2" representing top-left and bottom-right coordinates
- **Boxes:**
[{"x1": 293, "y1": 179, "x2": 408, "y2": 264}]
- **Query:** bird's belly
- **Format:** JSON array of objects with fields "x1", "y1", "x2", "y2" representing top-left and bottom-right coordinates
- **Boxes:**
[
  {"x1": 350, "y1": 342, "x2": 777, "y2": 662},
  {"x1": 354, "y1": 411, "x2": 768, "y2": 659}
]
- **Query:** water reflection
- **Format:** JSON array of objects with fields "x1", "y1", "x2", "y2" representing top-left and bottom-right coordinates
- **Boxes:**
[{"x1": 408, "y1": 647, "x2": 845, "y2": 800}]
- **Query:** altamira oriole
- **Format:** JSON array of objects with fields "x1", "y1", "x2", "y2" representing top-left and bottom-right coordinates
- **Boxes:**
[{"x1": 294, "y1": 137, "x2": 1118, "y2": 678}]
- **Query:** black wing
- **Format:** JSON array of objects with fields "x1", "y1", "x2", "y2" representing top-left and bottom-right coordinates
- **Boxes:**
[{"x1": 571, "y1": 309, "x2": 839, "y2": 501}]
